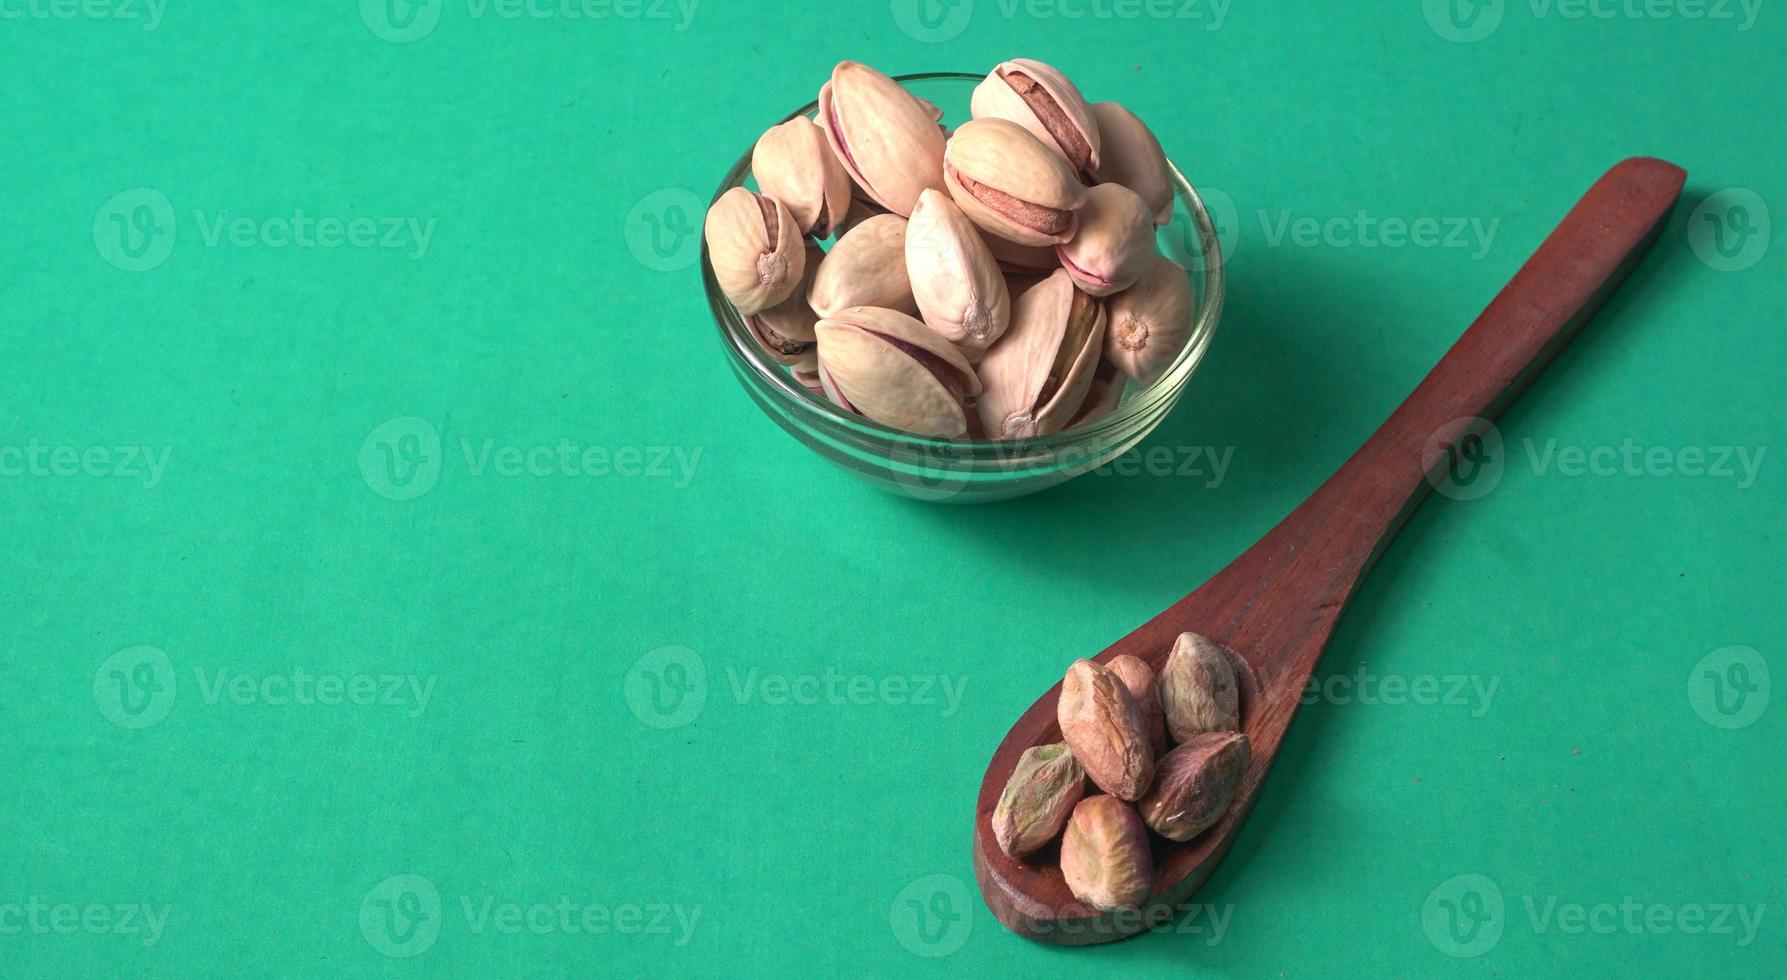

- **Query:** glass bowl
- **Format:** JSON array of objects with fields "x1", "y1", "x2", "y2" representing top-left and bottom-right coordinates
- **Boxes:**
[{"x1": 703, "y1": 73, "x2": 1225, "y2": 503}]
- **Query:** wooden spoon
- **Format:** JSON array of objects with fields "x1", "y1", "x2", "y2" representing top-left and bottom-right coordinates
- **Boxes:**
[{"x1": 973, "y1": 157, "x2": 1687, "y2": 945}]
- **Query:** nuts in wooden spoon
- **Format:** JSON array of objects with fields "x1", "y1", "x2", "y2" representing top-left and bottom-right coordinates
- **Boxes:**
[
  {"x1": 1060, "y1": 795, "x2": 1153, "y2": 912},
  {"x1": 991, "y1": 742, "x2": 1086, "y2": 858},
  {"x1": 1057, "y1": 659, "x2": 1155, "y2": 801},
  {"x1": 1158, "y1": 630, "x2": 1241, "y2": 742},
  {"x1": 1137, "y1": 731, "x2": 1251, "y2": 842}
]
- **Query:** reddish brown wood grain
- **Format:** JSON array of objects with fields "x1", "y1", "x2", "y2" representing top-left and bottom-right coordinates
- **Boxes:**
[{"x1": 974, "y1": 158, "x2": 1687, "y2": 945}]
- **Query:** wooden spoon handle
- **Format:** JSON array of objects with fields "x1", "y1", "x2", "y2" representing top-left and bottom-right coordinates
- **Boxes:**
[{"x1": 1179, "y1": 157, "x2": 1685, "y2": 683}]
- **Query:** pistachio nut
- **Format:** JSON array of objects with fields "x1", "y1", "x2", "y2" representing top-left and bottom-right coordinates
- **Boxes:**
[
  {"x1": 944, "y1": 118, "x2": 1086, "y2": 247},
  {"x1": 1105, "y1": 253, "x2": 1196, "y2": 386},
  {"x1": 1106, "y1": 654, "x2": 1166, "y2": 756},
  {"x1": 1057, "y1": 659, "x2": 1154, "y2": 801},
  {"x1": 1137, "y1": 732, "x2": 1251, "y2": 842},
  {"x1": 744, "y1": 244, "x2": 825, "y2": 366},
  {"x1": 1057, "y1": 183, "x2": 1156, "y2": 297},
  {"x1": 1068, "y1": 360, "x2": 1126, "y2": 429},
  {"x1": 814, "y1": 306, "x2": 983, "y2": 437},
  {"x1": 836, "y1": 193, "x2": 889, "y2": 238},
  {"x1": 817, "y1": 61, "x2": 948, "y2": 217},
  {"x1": 970, "y1": 58, "x2": 1101, "y2": 182},
  {"x1": 1158, "y1": 631, "x2": 1241, "y2": 742},
  {"x1": 976, "y1": 269, "x2": 1106, "y2": 439},
  {"x1": 808, "y1": 214, "x2": 918, "y2": 319},
  {"x1": 1059, "y1": 795, "x2": 1153, "y2": 912},
  {"x1": 991, "y1": 742, "x2": 1086, "y2": 858},
  {"x1": 1090, "y1": 101, "x2": 1174, "y2": 225},
  {"x1": 984, "y1": 232, "x2": 1061, "y2": 275},
  {"x1": 906, "y1": 189, "x2": 1010, "y2": 352},
  {"x1": 704, "y1": 186, "x2": 806, "y2": 316},
  {"x1": 752, "y1": 117, "x2": 853, "y2": 239}
]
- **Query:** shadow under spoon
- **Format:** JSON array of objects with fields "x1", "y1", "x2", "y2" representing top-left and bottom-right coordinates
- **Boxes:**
[{"x1": 973, "y1": 157, "x2": 1688, "y2": 945}]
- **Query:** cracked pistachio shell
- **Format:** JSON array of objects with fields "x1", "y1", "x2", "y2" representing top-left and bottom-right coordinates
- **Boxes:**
[
  {"x1": 991, "y1": 742, "x2": 1086, "y2": 858},
  {"x1": 808, "y1": 214, "x2": 917, "y2": 319},
  {"x1": 744, "y1": 244, "x2": 825, "y2": 366},
  {"x1": 1159, "y1": 631, "x2": 1241, "y2": 742},
  {"x1": 976, "y1": 269, "x2": 1106, "y2": 439},
  {"x1": 1106, "y1": 654, "x2": 1167, "y2": 757},
  {"x1": 906, "y1": 189, "x2": 1010, "y2": 352},
  {"x1": 1060, "y1": 795, "x2": 1153, "y2": 912},
  {"x1": 752, "y1": 117, "x2": 853, "y2": 239},
  {"x1": 1058, "y1": 659, "x2": 1154, "y2": 801},
  {"x1": 1068, "y1": 359, "x2": 1126, "y2": 429},
  {"x1": 970, "y1": 58, "x2": 1101, "y2": 182},
  {"x1": 944, "y1": 118, "x2": 1086, "y2": 247},
  {"x1": 1057, "y1": 183, "x2": 1156, "y2": 297},
  {"x1": 1105, "y1": 253, "x2": 1196, "y2": 386},
  {"x1": 818, "y1": 61, "x2": 948, "y2": 217},
  {"x1": 1137, "y1": 732, "x2": 1251, "y2": 842},
  {"x1": 1090, "y1": 102, "x2": 1174, "y2": 225},
  {"x1": 704, "y1": 187, "x2": 806, "y2": 316},
  {"x1": 814, "y1": 306, "x2": 982, "y2": 438}
]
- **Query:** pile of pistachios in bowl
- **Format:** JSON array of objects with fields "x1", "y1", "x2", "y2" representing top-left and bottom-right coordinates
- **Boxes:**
[
  {"x1": 705, "y1": 58, "x2": 1198, "y2": 440},
  {"x1": 992, "y1": 632, "x2": 1252, "y2": 913}
]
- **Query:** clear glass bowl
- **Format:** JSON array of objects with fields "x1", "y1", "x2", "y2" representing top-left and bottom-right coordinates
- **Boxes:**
[{"x1": 703, "y1": 73, "x2": 1226, "y2": 503}]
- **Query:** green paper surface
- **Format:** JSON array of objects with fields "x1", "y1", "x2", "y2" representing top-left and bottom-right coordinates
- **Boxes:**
[{"x1": 2, "y1": 2, "x2": 1782, "y2": 975}]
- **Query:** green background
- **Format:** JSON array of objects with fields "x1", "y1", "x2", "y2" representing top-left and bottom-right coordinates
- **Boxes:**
[{"x1": 3, "y1": 1, "x2": 1781, "y2": 976}]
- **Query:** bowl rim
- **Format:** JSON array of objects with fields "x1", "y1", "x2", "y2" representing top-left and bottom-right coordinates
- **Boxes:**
[{"x1": 702, "y1": 71, "x2": 1226, "y2": 455}]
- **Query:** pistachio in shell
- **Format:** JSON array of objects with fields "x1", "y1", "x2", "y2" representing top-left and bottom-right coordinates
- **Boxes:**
[
  {"x1": 791, "y1": 348, "x2": 822, "y2": 393},
  {"x1": 752, "y1": 117, "x2": 853, "y2": 239},
  {"x1": 814, "y1": 306, "x2": 983, "y2": 437},
  {"x1": 704, "y1": 186, "x2": 806, "y2": 316},
  {"x1": 808, "y1": 214, "x2": 918, "y2": 319},
  {"x1": 943, "y1": 118, "x2": 1086, "y2": 247},
  {"x1": 1137, "y1": 731, "x2": 1251, "y2": 842},
  {"x1": 817, "y1": 61, "x2": 948, "y2": 217},
  {"x1": 991, "y1": 742, "x2": 1086, "y2": 858},
  {"x1": 984, "y1": 231, "x2": 1061, "y2": 275},
  {"x1": 976, "y1": 269, "x2": 1106, "y2": 439},
  {"x1": 1105, "y1": 253, "x2": 1196, "y2": 387},
  {"x1": 1158, "y1": 631, "x2": 1241, "y2": 742},
  {"x1": 1090, "y1": 101, "x2": 1174, "y2": 225},
  {"x1": 905, "y1": 189, "x2": 1010, "y2": 353},
  {"x1": 1057, "y1": 659, "x2": 1154, "y2": 801},
  {"x1": 1067, "y1": 359, "x2": 1126, "y2": 429},
  {"x1": 744, "y1": 244, "x2": 825, "y2": 366},
  {"x1": 970, "y1": 58, "x2": 1101, "y2": 182},
  {"x1": 1057, "y1": 183, "x2": 1156, "y2": 297},
  {"x1": 1059, "y1": 795, "x2": 1153, "y2": 912}
]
